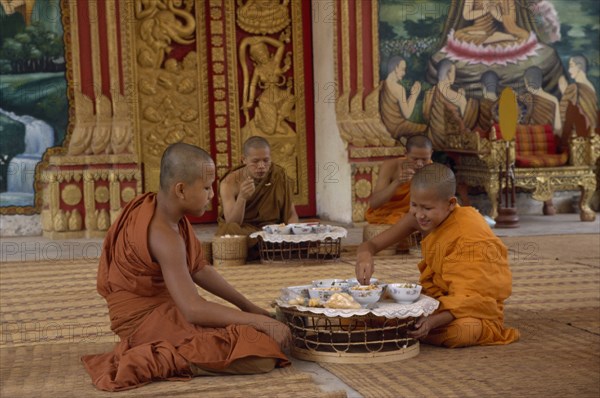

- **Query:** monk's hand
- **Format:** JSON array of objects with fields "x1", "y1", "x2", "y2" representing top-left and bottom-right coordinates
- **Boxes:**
[
  {"x1": 410, "y1": 81, "x2": 421, "y2": 96},
  {"x1": 355, "y1": 253, "x2": 374, "y2": 285},
  {"x1": 396, "y1": 161, "x2": 416, "y2": 184},
  {"x1": 243, "y1": 302, "x2": 271, "y2": 317},
  {"x1": 257, "y1": 318, "x2": 292, "y2": 352},
  {"x1": 408, "y1": 316, "x2": 432, "y2": 340},
  {"x1": 239, "y1": 177, "x2": 255, "y2": 200}
]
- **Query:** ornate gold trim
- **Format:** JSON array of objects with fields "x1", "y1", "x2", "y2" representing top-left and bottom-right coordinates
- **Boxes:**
[
  {"x1": 225, "y1": 0, "x2": 240, "y2": 163},
  {"x1": 372, "y1": 0, "x2": 379, "y2": 89},
  {"x1": 355, "y1": 0, "x2": 363, "y2": 98},
  {"x1": 340, "y1": 0, "x2": 350, "y2": 95}
]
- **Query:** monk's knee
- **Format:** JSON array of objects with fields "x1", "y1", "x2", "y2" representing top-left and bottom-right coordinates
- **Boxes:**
[{"x1": 423, "y1": 317, "x2": 483, "y2": 348}]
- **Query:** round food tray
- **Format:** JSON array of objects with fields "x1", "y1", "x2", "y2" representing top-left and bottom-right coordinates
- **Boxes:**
[{"x1": 275, "y1": 296, "x2": 438, "y2": 363}]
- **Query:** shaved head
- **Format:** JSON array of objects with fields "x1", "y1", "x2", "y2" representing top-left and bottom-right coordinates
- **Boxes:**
[
  {"x1": 406, "y1": 135, "x2": 432, "y2": 153},
  {"x1": 243, "y1": 136, "x2": 270, "y2": 156},
  {"x1": 159, "y1": 143, "x2": 214, "y2": 192},
  {"x1": 411, "y1": 163, "x2": 456, "y2": 200}
]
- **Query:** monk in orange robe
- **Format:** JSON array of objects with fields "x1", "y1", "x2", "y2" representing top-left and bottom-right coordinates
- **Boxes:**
[
  {"x1": 356, "y1": 163, "x2": 519, "y2": 347},
  {"x1": 82, "y1": 143, "x2": 290, "y2": 391},
  {"x1": 216, "y1": 136, "x2": 298, "y2": 256},
  {"x1": 365, "y1": 135, "x2": 433, "y2": 225}
]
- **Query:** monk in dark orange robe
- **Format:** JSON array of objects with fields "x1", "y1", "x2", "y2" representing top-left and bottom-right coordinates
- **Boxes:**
[
  {"x1": 82, "y1": 143, "x2": 290, "y2": 391},
  {"x1": 216, "y1": 136, "x2": 298, "y2": 252},
  {"x1": 365, "y1": 135, "x2": 433, "y2": 225},
  {"x1": 356, "y1": 163, "x2": 519, "y2": 348}
]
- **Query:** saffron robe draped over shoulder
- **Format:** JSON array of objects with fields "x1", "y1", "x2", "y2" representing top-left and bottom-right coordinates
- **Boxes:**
[
  {"x1": 560, "y1": 83, "x2": 598, "y2": 130},
  {"x1": 81, "y1": 193, "x2": 288, "y2": 391},
  {"x1": 418, "y1": 206, "x2": 519, "y2": 346},
  {"x1": 216, "y1": 163, "x2": 295, "y2": 236},
  {"x1": 365, "y1": 181, "x2": 411, "y2": 225},
  {"x1": 380, "y1": 80, "x2": 427, "y2": 139}
]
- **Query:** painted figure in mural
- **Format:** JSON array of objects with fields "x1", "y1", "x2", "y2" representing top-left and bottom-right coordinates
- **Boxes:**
[
  {"x1": 239, "y1": 31, "x2": 296, "y2": 140},
  {"x1": 81, "y1": 143, "x2": 290, "y2": 391},
  {"x1": 356, "y1": 164, "x2": 519, "y2": 347},
  {"x1": 379, "y1": 56, "x2": 427, "y2": 139},
  {"x1": 365, "y1": 135, "x2": 433, "y2": 225},
  {"x1": 0, "y1": 0, "x2": 35, "y2": 25},
  {"x1": 521, "y1": 66, "x2": 562, "y2": 133},
  {"x1": 558, "y1": 56, "x2": 598, "y2": 131},
  {"x1": 454, "y1": 0, "x2": 531, "y2": 46},
  {"x1": 216, "y1": 136, "x2": 298, "y2": 260},
  {"x1": 475, "y1": 70, "x2": 501, "y2": 133},
  {"x1": 423, "y1": 59, "x2": 478, "y2": 150}
]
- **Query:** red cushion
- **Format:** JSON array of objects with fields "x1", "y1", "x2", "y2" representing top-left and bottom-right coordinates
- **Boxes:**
[{"x1": 493, "y1": 123, "x2": 567, "y2": 167}]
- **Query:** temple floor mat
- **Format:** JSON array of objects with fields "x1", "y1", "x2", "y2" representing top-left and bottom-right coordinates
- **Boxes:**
[{"x1": 1, "y1": 234, "x2": 599, "y2": 396}]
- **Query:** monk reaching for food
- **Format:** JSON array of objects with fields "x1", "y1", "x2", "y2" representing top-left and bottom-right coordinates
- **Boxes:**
[{"x1": 356, "y1": 163, "x2": 519, "y2": 348}]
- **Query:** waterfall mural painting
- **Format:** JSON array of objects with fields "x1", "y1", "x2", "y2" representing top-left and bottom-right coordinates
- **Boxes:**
[{"x1": 0, "y1": 0, "x2": 67, "y2": 212}]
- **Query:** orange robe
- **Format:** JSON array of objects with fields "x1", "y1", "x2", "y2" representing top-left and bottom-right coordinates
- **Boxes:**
[
  {"x1": 81, "y1": 193, "x2": 288, "y2": 391},
  {"x1": 216, "y1": 164, "x2": 295, "y2": 237},
  {"x1": 418, "y1": 206, "x2": 519, "y2": 348},
  {"x1": 365, "y1": 181, "x2": 411, "y2": 225}
]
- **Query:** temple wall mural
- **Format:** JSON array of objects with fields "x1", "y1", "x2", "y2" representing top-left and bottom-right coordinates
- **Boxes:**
[
  {"x1": 335, "y1": 0, "x2": 599, "y2": 222},
  {"x1": 0, "y1": 0, "x2": 67, "y2": 213}
]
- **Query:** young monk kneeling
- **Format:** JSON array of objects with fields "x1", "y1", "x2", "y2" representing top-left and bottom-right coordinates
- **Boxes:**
[
  {"x1": 355, "y1": 163, "x2": 519, "y2": 348},
  {"x1": 82, "y1": 143, "x2": 291, "y2": 391}
]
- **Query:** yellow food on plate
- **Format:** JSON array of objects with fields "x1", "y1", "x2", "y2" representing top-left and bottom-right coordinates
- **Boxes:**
[
  {"x1": 308, "y1": 298, "x2": 322, "y2": 307},
  {"x1": 325, "y1": 293, "x2": 361, "y2": 309},
  {"x1": 287, "y1": 296, "x2": 306, "y2": 306}
]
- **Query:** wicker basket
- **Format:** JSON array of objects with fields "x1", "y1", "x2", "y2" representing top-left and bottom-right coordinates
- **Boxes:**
[
  {"x1": 277, "y1": 306, "x2": 419, "y2": 363},
  {"x1": 256, "y1": 236, "x2": 342, "y2": 264},
  {"x1": 200, "y1": 241, "x2": 212, "y2": 265},
  {"x1": 212, "y1": 235, "x2": 248, "y2": 266}
]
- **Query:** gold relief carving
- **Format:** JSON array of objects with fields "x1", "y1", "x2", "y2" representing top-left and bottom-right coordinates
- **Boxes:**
[
  {"x1": 216, "y1": 153, "x2": 229, "y2": 166},
  {"x1": 214, "y1": 89, "x2": 226, "y2": 100},
  {"x1": 61, "y1": 184, "x2": 82, "y2": 206},
  {"x1": 210, "y1": 6, "x2": 223, "y2": 20},
  {"x1": 68, "y1": 91, "x2": 95, "y2": 155},
  {"x1": 215, "y1": 128, "x2": 228, "y2": 141},
  {"x1": 134, "y1": 0, "x2": 195, "y2": 68},
  {"x1": 215, "y1": 116, "x2": 227, "y2": 127},
  {"x1": 211, "y1": 20, "x2": 223, "y2": 34},
  {"x1": 212, "y1": 35, "x2": 223, "y2": 46},
  {"x1": 213, "y1": 75, "x2": 226, "y2": 88},
  {"x1": 349, "y1": 146, "x2": 405, "y2": 159},
  {"x1": 97, "y1": 209, "x2": 111, "y2": 231},
  {"x1": 239, "y1": 29, "x2": 295, "y2": 140},
  {"x1": 68, "y1": 209, "x2": 83, "y2": 231},
  {"x1": 236, "y1": 0, "x2": 290, "y2": 34},
  {"x1": 354, "y1": 179, "x2": 372, "y2": 199},
  {"x1": 212, "y1": 47, "x2": 225, "y2": 61},
  {"x1": 352, "y1": 201, "x2": 368, "y2": 223},
  {"x1": 214, "y1": 101, "x2": 227, "y2": 115},
  {"x1": 216, "y1": 142, "x2": 228, "y2": 153},
  {"x1": 41, "y1": 209, "x2": 53, "y2": 232},
  {"x1": 94, "y1": 186, "x2": 110, "y2": 204},
  {"x1": 121, "y1": 187, "x2": 137, "y2": 203},
  {"x1": 213, "y1": 62, "x2": 225, "y2": 73},
  {"x1": 217, "y1": 167, "x2": 228, "y2": 179},
  {"x1": 53, "y1": 210, "x2": 68, "y2": 232}
]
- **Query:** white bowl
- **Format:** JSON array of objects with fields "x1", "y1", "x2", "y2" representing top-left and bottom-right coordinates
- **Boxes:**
[
  {"x1": 263, "y1": 224, "x2": 292, "y2": 234},
  {"x1": 291, "y1": 224, "x2": 313, "y2": 235},
  {"x1": 312, "y1": 279, "x2": 349, "y2": 290},
  {"x1": 348, "y1": 285, "x2": 383, "y2": 307},
  {"x1": 346, "y1": 277, "x2": 379, "y2": 287},
  {"x1": 308, "y1": 287, "x2": 343, "y2": 303},
  {"x1": 312, "y1": 224, "x2": 332, "y2": 234},
  {"x1": 387, "y1": 283, "x2": 422, "y2": 304}
]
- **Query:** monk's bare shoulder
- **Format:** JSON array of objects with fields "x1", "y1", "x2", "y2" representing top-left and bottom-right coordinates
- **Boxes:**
[{"x1": 220, "y1": 169, "x2": 243, "y2": 195}]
